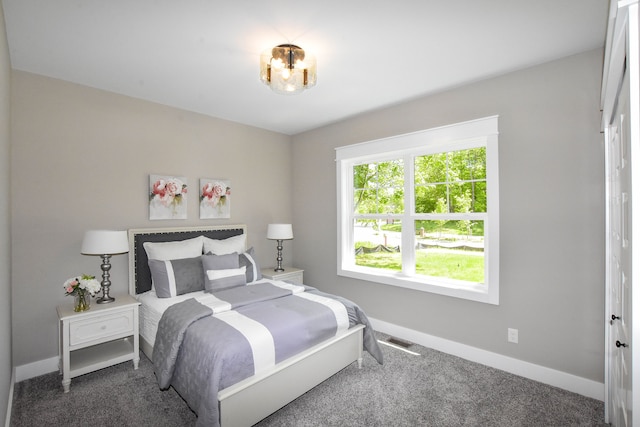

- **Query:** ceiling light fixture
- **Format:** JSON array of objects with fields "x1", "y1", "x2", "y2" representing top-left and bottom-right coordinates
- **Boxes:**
[{"x1": 260, "y1": 44, "x2": 317, "y2": 95}]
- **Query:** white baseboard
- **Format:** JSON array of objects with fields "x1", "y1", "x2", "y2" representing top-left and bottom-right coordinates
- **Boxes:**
[
  {"x1": 14, "y1": 356, "x2": 58, "y2": 383},
  {"x1": 4, "y1": 369, "x2": 13, "y2": 427},
  {"x1": 12, "y1": 320, "x2": 604, "y2": 402},
  {"x1": 369, "y1": 317, "x2": 604, "y2": 401}
]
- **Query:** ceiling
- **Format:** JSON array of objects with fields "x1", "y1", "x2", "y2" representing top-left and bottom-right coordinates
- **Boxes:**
[{"x1": 2, "y1": 0, "x2": 610, "y2": 135}]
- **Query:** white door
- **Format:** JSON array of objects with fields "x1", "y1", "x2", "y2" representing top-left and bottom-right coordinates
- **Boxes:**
[
  {"x1": 607, "y1": 67, "x2": 632, "y2": 427},
  {"x1": 603, "y1": 2, "x2": 639, "y2": 426}
]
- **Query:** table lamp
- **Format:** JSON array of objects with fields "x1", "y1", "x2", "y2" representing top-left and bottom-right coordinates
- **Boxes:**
[
  {"x1": 267, "y1": 224, "x2": 293, "y2": 272},
  {"x1": 81, "y1": 230, "x2": 129, "y2": 303}
]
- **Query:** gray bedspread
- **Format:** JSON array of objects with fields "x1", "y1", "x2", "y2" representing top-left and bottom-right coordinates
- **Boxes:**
[
  {"x1": 153, "y1": 281, "x2": 383, "y2": 427},
  {"x1": 153, "y1": 298, "x2": 213, "y2": 389}
]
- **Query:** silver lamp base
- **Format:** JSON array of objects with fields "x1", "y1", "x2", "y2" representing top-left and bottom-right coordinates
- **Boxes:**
[
  {"x1": 96, "y1": 254, "x2": 116, "y2": 304},
  {"x1": 274, "y1": 239, "x2": 285, "y2": 272}
]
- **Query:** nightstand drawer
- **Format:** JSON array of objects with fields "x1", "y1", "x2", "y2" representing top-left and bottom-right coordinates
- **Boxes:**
[{"x1": 69, "y1": 309, "x2": 134, "y2": 346}]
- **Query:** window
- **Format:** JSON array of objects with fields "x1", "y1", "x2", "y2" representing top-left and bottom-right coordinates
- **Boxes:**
[{"x1": 336, "y1": 116, "x2": 499, "y2": 304}]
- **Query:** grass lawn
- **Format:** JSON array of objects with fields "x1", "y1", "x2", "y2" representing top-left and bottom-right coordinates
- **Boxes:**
[{"x1": 356, "y1": 249, "x2": 484, "y2": 283}]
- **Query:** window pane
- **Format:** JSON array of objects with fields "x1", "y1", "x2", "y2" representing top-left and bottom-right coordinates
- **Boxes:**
[
  {"x1": 454, "y1": 147, "x2": 486, "y2": 181},
  {"x1": 414, "y1": 152, "x2": 447, "y2": 184},
  {"x1": 449, "y1": 182, "x2": 486, "y2": 213},
  {"x1": 376, "y1": 160, "x2": 404, "y2": 187},
  {"x1": 354, "y1": 189, "x2": 376, "y2": 214},
  {"x1": 414, "y1": 147, "x2": 487, "y2": 214},
  {"x1": 379, "y1": 187, "x2": 404, "y2": 213},
  {"x1": 415, "y1": 220, "x2": 484, "y2": 283},
  {"x1": 353, "y1": 159, "x2": 404, "y2": 214},
  {"x1": 355, "y1": 220, "x2": 402, "y2": 271},
  {"x1": 353, "y1": 164, "x2": 373, "y2": 188}
]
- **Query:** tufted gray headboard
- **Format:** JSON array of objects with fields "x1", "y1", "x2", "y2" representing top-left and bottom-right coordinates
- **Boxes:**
[{"x1": 128, "y1": 225, "x2": 247, "y2": 295}]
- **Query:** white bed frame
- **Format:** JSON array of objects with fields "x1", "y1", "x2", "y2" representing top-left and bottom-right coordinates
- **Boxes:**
[{"x1": 128, "y1": 225, "x2": 365, "y2": 427}]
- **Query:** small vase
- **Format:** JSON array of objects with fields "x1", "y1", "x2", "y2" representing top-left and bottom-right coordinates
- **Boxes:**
[{"x1": 74, "y1": 291, "x2": 90, "y2": 312}]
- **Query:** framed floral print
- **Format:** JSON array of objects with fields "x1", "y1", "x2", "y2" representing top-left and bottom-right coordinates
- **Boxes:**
[
  {"x1": 149, "y1": 174, "x2": 188, "y2": 220},
  {"x1": 200, "y1": 178, "x2": 231, "y2": 219}
]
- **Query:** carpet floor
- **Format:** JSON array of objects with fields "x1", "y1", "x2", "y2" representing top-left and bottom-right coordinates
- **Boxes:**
[{"x1": 10, "y1": 332, "x2": 608, "y2": 426}]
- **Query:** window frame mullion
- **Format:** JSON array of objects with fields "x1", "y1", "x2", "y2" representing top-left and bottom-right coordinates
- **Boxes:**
[{"x1": 402, "y1": 153, "x2": 415, "y2": 276}]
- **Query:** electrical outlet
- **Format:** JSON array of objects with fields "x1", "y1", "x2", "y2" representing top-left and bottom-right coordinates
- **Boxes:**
[{"x1": 508, "y1": 328, "x2": 519, "y2": 344}]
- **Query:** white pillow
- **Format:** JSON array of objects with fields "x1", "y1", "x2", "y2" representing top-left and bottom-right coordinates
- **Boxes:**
[
  {"x1": 143, "y1": 236, "x2": 204, "y2": 260},
  {"x1": 203, "y1": 234, "x2": 246, "y2": 255}
]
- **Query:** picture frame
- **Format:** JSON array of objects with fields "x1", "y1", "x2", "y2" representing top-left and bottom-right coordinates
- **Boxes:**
[
  {"x1": 149, "y1": 174, "x2": 188, "y2": 220},
  {"x1": 199, "y1": 178, "x2": 231, "y2": 219}
]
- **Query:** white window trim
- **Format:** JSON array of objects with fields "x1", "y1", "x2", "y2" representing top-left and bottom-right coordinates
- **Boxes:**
[{"x1": 336, "y1": 116, "x2": 500, "y2": 305}]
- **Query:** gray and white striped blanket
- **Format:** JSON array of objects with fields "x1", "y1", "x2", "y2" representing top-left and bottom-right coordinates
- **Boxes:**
[{"x1": 153, "y1": 281, "x2": 383, "y2": 427}]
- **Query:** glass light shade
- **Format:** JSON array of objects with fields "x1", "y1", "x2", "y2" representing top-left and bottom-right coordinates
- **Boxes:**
[
  {"x1": 260, "y1": 45, "x2": 317, "y2": 95},
  {"x1": 81, "y1": 230, "x2": 129, "y2": 255},
  {"x1": 267, "y1": 224, "x2": 293, "y2": 240}
]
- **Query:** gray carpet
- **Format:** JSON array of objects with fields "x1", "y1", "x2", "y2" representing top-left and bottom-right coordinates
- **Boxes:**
[{"x1": 11, "y1": 332, "x2": 607, "y2": 426}]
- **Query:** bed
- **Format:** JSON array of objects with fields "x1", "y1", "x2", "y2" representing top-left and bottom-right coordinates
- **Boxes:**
[{"x1": 128, "y1": 225, "x2": 383, "y2": 427}]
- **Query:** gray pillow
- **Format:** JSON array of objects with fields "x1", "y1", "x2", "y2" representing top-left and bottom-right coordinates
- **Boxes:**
[
  {"x1": 239, "y1": 247, "x2": 262, "y2": 283},
  {"x1": 201, "y1": 253, "x2": 239, "y2": 285},
  {"x1": 205, "y1": 266, "x2": 247, "y2": 292},
  {"x1": 148, "y1": 256, "x2": 204, "y2": 298}
]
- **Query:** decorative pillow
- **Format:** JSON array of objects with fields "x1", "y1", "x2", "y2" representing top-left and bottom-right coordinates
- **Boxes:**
[
  {"x1": 148, "y1": 256, "x2": 204, "y2": 298},
  {"x1": 239, "y1": 247, "x2": 262, "y2": 283},
  {"x1": 143, "y1": 236, "x2": 204, "y2": 260},
  {"x1": 201, "y1": 253, "x2": 239, "y2": 285},
  {"x1": 205, "y1": 266, "x2": 247, "y2": 291},
  {"x1": 202, "y1": 234, "x2": 246, "y2": 255}
]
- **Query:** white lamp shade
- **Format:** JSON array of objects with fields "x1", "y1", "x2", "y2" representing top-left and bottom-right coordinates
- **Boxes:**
[
  {"x1": 81, "y1": 230, "x2": 129, "y2": 255},
  {"x1": 267, "y1": 224, "x2": 293, "y2": 240}
]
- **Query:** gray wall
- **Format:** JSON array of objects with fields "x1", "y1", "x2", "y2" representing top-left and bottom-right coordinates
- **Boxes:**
[
  {"x1": 292, "y1": 49, "x2": 605, "y2": 382},
  {"x1": 8, "y1": 47, "x2": 605, "y2": 387},
  {"x1": 0, "y1": 3, "x2": 12, "y2": 424},
  {"x1": 10, "y1": 71, "x2": 293, "y2": 366}
]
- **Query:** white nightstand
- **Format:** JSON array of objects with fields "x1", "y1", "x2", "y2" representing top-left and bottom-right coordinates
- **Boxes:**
[
  {"x1": 57, "y1": 294, "x2": 140, "y2": 393},
  {"x1": 261, "y1": 267, "x2": 304, "y2": 285}
]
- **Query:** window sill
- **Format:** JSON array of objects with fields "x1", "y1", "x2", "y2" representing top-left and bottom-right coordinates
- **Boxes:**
[{"x1": 338, "y1": 267, "x2": 499, "y2": 305}]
